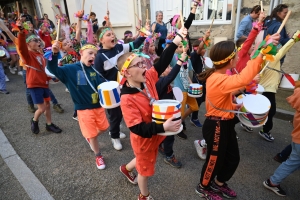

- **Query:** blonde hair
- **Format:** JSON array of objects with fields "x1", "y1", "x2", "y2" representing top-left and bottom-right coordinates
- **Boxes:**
[{"x1": 117, "y1": 52, "x2": 133, "y2": 72}]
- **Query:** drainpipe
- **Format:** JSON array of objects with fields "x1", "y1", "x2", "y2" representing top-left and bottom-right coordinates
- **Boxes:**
[
  {"x1": 269, "y1": 0, "x2": 274, "y2": 15},
  {"x1": 234, "y1": 0, "x2": 242, "y2": 41}
]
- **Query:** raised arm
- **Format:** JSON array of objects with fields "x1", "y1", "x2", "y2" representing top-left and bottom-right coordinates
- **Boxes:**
[
  {"x1": 0, "y1": 19, "x2": 17, "y2": 43},
  {"x1": 86, "y1": 20, "x2": 94, "y2": 43},
  {"x1": 75, "y1": 10, "x2": 84, "y2": 42}
]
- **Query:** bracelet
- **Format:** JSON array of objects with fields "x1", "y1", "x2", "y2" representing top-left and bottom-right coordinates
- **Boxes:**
[
  {"x1": 176, "y1": 32, "x2": 184, "y2": 41},
  {"x1": 178, "y1": 58, "x2": 184, "y2": 63}
]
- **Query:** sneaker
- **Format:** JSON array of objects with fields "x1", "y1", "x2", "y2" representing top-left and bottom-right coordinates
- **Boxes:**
[
  {"x1": 194, "y1": 140, "x2": 207, "y2": 160},
  {"x1": 72, "y1": 111, "x2": 78, "y2": 121},
  {"x1": 0, "y1": 89, "x2": 9, "y2": 94},
  {"x1": 86, "y1": 138, "x2": 94, "y2": 151},
  {"x1": 211, "y1": 181, "x2": 237, "y2": 199},
  {"x1": 119, "y1": 164, "x2": 137, "y2": 184},
  {"x1": 273, "y1": 153, "x2": 286, "y2": 163},
  {"x1": 53, "y1": 104, "x2": 64, "y2": 113},
  {"x1": 259, "y1": 130, "x2": 274, "y2": 142},
  {"x1": 65, "y1": 88, "x2": 69, "y2": 93},
  {"x1": 18, "y1": 71, "x2": 23, "y2": 76},
  {"x1": 177, "y1": 131, "x2": 187, "y2": 140},
  {"x1": 109, "y1": 131, "x2": 126, "y2": 139},
  {"x1": 5, "y1": 75, "x2": 9, "y2": 82},
  {"x1": 27, "y1": 105, "x2": 37, "y2": 113},
  {"x1": 263, "y1": 179, "x2": 286, "y2": 197},
  {"x1": 138, "y1": 194, "x2": 154, "y2": 200},
  {"x1": 9, "y1": 66, "x2": 16, "y2": 74},
  {"x1": 111, "y1": 138, "x2": 122, "y2": 150},
  {"x1": 190, "y1": 119, "x2": 203, "y2": 127},
  {"x1": 46, "y1": 123, "x2": 62, "y2": 133},
  {"x1": 31, "y1": 118, "x2": 40, "y2": 134},
  {"x1": 96, "y1": 155, "x2": 106, "y2": 169},
  {"x1": 164, "y1": 154, "x2": 182, "y2": 168},
  {"x1": 240, "y1": 123, "x2": 253, "y2": 132},
  {"x1": 182, "y1": 121, "x2": 186, "y2": 130},
  {"x1": 195, "y1": 184, "x2": 222, "y2": 200},
  {"x1": 158, "y1": 144, "x2": 165, "y2": 156}
]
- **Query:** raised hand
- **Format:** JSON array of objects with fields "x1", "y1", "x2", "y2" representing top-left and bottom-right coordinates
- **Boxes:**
[
  {"x1": 77, "y1": 10, "x2": 84, "y2": 18},
  {"x1": 52, "y1": 41, "x2": 60, "y2": 54},
  {"x1": 163, "y1": 117, "x2": 182, "y2": 132},
  {"x1": 270, "y1": 33, "x2": 280, "y2": 46},
  {"x1": 180, "y1": 51, "x2": 188, "y2": 60},
  {"x1": 258, "y1": 12, "x2": 266, "y2": 23}
]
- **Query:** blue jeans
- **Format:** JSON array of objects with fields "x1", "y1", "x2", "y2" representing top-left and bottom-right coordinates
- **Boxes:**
[
  {"x1": 270, "y1": 142, "x2": 300, "y2": 185},
  {"x1": 0, "y1": 62, "x2": 6, "y2": 91},
  {"x1": 22, "y1": 69, "x2": 58, "y2": 105}
]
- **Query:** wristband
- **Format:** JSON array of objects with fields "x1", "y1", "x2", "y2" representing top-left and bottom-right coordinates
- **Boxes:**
[
  {"x1": 178, "y1": 58, "x2": 184, "y2": 63},
  {"x1": 176, "y1": 32, "x2": 184, "y2": 41}
]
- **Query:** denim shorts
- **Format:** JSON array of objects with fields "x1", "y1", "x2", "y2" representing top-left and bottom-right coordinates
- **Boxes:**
[{"x1": 28, "y1": 88, "x2": 50, "y2": 104}]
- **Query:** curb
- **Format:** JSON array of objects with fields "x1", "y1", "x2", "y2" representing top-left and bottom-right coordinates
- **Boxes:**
[{"x1": 275, "y1": 108, "x2": 294, "y2": 122}]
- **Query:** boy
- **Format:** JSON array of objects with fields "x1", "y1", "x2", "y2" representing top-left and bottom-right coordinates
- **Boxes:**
[
  {"x1": 15, "y1": 22, "x2": 62, "y2": 134},
  {"x1": 118, "y1": 27, "x2": 187, "y2": 200},
  {"x1": 48, "y1": 42, "x2": 109, "y2": 169}
]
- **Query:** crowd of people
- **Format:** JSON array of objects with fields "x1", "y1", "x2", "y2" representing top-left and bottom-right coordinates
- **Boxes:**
[{"x1": 0, "y1": 1, "x2": 299, "y2": 199}]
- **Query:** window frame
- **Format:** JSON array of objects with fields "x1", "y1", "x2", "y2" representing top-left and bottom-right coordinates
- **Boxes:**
[{"x1": 184, "y1": 0, "x2": 233, "y2": 25}]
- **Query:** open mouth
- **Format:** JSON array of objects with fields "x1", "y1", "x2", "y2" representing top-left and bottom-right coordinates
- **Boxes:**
[
  {"x1": 88, "y1": 60, "x2": 94, "y2": 65},
  {"x1": 142, "y1": 70, "x2": 146, "y2": 77},
  {"x1": 111, "y1": 39, "x2": 115, "y2": 44}
]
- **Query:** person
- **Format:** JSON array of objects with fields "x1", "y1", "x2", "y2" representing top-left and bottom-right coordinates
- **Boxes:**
[
  {"x1": 94, "y1": 25, "x2": 146, "y2": 151},
  {"x1": 15, "y1": 21, "x2": 62, "y2": 134},
  {"x1": 195, "y1": 33, "x2": 280, "y2": 199},
  {"x1": 258, "y1": 30, "x2": 300, "y2": 142},
  {"x1": 235, "y1": 5, "x2": 261, "y2": 40},
  {"x1": 38, "y1": 22, "x2": 52, "y2": 48},
  {"x1": 264, "y1": 4, "x2": 290, "y2": 65},
  {"x1": 273, "y1": 144, "x2": 292, "y2": 163},
  {"x1": 151, "y1": 11, "x2": 167, "y2": 56},
  {"x1": 0, "y1": 44, "x2": 10, "y2": 94},
  {"x1": 143, "y1": 34, "x2": 158, "y2": 69},
  {"x1": 118, "y1": 26, "x2": 186, "y2": 200},
  {"x1": 22, "y1": 7, "x2": 33, "y2": 25},
  {"x1": 263, "y1": 82, "x2": 300, "y2": 197},
  {"x1": 39, "y1": 14, "x2": 55, "y2": 30},
  {"x1": 89, "y1": 12, "x2": 98, "y2": 34}
]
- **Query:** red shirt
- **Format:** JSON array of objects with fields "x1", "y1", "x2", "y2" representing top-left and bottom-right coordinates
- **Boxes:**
[{"x1": 38, "y1": 30, "x2": 52, "y2": 48}]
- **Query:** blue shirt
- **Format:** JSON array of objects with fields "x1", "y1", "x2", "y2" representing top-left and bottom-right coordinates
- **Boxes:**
[
  {"x1": 154, "y1": 22, "x2": 168, "y2": 39},
  {"x1": 236, "y1": 15, "x2": 253, "y2": 40}
]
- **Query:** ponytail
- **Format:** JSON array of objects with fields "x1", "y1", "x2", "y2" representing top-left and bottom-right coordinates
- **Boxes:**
[{"x1": 197, "y1": 68, "x2": 215, "y2": 82}]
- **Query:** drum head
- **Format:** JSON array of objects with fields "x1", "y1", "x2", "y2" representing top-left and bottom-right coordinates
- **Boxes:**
[
  {"x1": 0, "y1": 50, "x2": 6, "y2": 58},
  {"x1": 173, "y1": 87, "x2": 183, "y2": 102},
  {"x1": 242, "y1": 94, "x2": 270, "y2": 114},
  {"x1": 204, "y1": 57, "x2": 213, "y2": 68}
]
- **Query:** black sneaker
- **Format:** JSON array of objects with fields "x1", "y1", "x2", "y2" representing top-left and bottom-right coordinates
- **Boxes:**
[
  {"x1": 240, "y1": 123, "x2": 253, "y2": 132},
  {"x1": 28, "y1": 104, "x2": 37, "y2": 113},
  {"x1": 273, "y1": 153, "x2": 286, "y2": 163},
  {"x1": 263, "y1": 179, "x2": 286, "y2": 196},
  {"x1": 182, "y1": 121, "x2": 186, "y2": 130},
  {"x1": 211, "y1": 181, "x2": 237, "y2": 198},
  {"x1": 53, "y1": 104, "x2": 64, "y2": 113},
  {"x1": 46, "y1": 123, "x2": 62, "y2": 133},
  {"x1": 0, "y1": 89, "x2": 9, "y2": 94},
  {"x1": 259, "y1": 130, "x2": 274, "y2": 142},
  {"x1": 177, "y1": 131, "x2": 187, "y2": 140},
  {"x1": 164, "y1": 155, "x2": 182, "y2": 168},
  {"x1": 195, "y1": 184, "x2": 222, "y2": 200},
  {"x1": 31, "y1": 118, "x2": 40, "y2": 134}
]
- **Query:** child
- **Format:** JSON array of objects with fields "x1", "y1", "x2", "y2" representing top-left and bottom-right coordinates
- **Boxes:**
[
  {"x1": 15, "y1": 22, "x2": 62, "y2": 134},
  {"x1": 258, "y1": 30, "x2": 300, "y2": 142},
  {"x1": 38, "y1": 22, "x2": 52, "y2": 48},
  {"x1": 170, "y1": 40, "x2": 198, "y2": 139},
  {"x1": 143, "y1": 35, "x2": 158, "y2": 69},
  {"x1": 0, "y1": 44, "x2": 10, "y2": 94},
  {"x1": 263, "y1": 81, "x2": 300, "y2": 197},
  {"x1": 89, "y1": 12, "x2": 98, "y2": 34},
  {"x1": 48, "y1": 42, "x2": 109, "y2": 169},
  {"x1": 155, "y1": 52, "x2": 187, "y2": 168},
  {"x1": 94, "y1": 26, "x2": 146, "y2": 150},
  {"x1": 195, "y1": 34, "x2": 280, "y2": 199},
  {"x1": 118, "y1": 27, "x2": 187, "y2": 200}
]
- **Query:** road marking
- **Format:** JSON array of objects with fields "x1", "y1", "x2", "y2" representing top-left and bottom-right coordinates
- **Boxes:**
[{"x1": 0, "y1": 128, "x2": 54, "y2": 200}]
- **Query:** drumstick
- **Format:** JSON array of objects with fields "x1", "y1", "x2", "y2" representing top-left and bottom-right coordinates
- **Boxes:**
[
  {"x1": 260, "y1": 1, "x2": 263, "y2": 12},
  {"x1": 146, "y1": 9, "x2": 149, "y2": 21},
  {"x1": 56, "y1": 18, "x2": 61, "y2": 41},
  {"x1": 259, "y1": 61, "x2": 270, "y2": 75},
  {"x1": 16, "y1": 1, "x2": 20, "y2": 18},
  {"x1": 209, "y1": 17, "x2": 214, "y2": 31},
  {"x1": 180, "y1": 10, "x2": 184, "y2": 28},
  {"x1": 277, "y1": 10, "x2": 291, "y2": 34},
  {"x1": 51, "y1": 7, "x2": 59, "y2": 16},
  {"x1": 82, "y1": 0, "x2": 85, "y2": 10},
  {"x1": 107, "y1": 1, "x2": 108, "y2": 12},
  {"x1": 135, "y1": 13, "x2": 140, "y2": 21},
  {"x1": 90, "y1": 5, "x2": 92, "y2": 15}
]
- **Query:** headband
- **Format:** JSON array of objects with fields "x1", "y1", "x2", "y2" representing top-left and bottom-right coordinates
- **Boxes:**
[
  {"x1": 121, "y1": 54, "x2": 138, "y2": 76},
  {"x1": 212, "y1": 48, "x2": 237, "y2": 65},
  {"x1": 99, "y1": 28, "x2": 111, "y2": 40},
  {"x1": 26, "y1": 35, "x2": 38, "y2": 43},
  {"x1": 80, "y1": 44, "x2": 98, "y2": 51}
]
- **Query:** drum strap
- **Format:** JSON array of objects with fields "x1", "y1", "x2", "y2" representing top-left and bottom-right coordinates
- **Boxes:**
[
  {"x1": 80, "y1": 62, "x2": 101, "y2": 94},
  {"x1": 266, "y1": 66, "x2": 295, "y2": 86},
  {"x1": 128, "y1": 82, "x2": 156, "y2": 105},
  {"x1": 101, "y1": 53, "x2": 120, "y2": 71}
]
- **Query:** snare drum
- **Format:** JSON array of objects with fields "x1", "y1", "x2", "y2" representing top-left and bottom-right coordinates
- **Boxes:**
[{"x1": 97, "y1": 81, "x2": 121, "y2": 109}]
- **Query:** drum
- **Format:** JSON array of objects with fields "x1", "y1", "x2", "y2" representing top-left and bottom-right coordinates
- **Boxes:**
[
  {"x1": 0, "y1": 49, "x2": 6, "y2": 58},
  {"x1": 172, "y1": 87, "x2": 183, "y2": 102},
  {"x1": 256, "y1": 84, "x2": 264, "y2": 94},
  {"x1": 97, "y1": 81, "x2": 121, "y2": 109},
  {"x1": 188, "y1": 83, "x2": 203, "y2": 98},
  {"x1": 279, "y1": 74, "x2": 299, "y2": 89},
  {"x1": 45, "y1": 67, "x2": 56, "y2": 78},
  {"x1": 152, "y1": 100, "x2": 183, "y2": 136},
  {"x1": 237, "y1": 94, "x2": 270, "y2": 128},
  {"x1": 204, "y1": 57, "x2": 213, "y2": 68}
]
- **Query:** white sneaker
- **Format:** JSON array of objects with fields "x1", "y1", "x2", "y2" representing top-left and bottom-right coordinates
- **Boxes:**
[
  {"x1": 9, "y1": 67, "x2": 16, "y2": 74},
  {"x1": 109, "y1": 131, "x2": 126, "y2": 139},
  {"x1": 5, "y1": 75, "x2": 9, "y2": 82},
  {"x1": 111, "y1": 138, "x2": 122, "y2": 150},
  {"x1": 194, "y1": 140, "x2": 207, "y2": 160},
  {"x1": 65, "y1": 88, "x2": 69, "y2": 93},
  {"x1": 18, "y1": 71, "x2": 23, "y2": 76}
]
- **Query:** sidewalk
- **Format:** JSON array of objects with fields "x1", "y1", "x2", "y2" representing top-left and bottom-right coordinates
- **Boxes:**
[{"x1": 275, "y1": 88, "x2": 294, "y2": 122}]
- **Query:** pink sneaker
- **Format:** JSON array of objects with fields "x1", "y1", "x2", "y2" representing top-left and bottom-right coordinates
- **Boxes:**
[
  {"x1": 96, "y1": 156, "x2": 106, "y2": 170},
  {"x1": 120, "y1": 164, "x2": 137, "y2": 184}
]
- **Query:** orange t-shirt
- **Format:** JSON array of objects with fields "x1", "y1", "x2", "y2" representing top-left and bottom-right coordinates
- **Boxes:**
[
  {"x1": 205, "y1": 57, "x2": 263, "y2": 119},
  {"x1": 120, "y1": 67, "x2": 166, "y2": 176},
  {"x1": 286, "y1": 88, "x2": 300, "y2": 144}
]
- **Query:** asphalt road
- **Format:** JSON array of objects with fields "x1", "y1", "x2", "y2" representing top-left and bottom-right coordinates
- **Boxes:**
[{"x1": 0, "y1": 72, "x2": 299, "y2": 200}]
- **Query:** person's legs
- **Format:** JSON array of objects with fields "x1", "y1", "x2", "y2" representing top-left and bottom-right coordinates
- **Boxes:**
[
  {"x1": 183, "y1": 96, "x2": 198, "y2": 121},
  {"x1": 138, "y1": 175, "x2": 149, "y2": 197},
  {"x1": 260, "y1": 92, "x2": 276, "y2": 141},
  {"x1": 22, "y1": 69, "x2": 35, "y2": 111},
  {"x1": 191, "y1": 96, "x2": 202, "y2": 120},
  {"x1": 107, "y1": 106, "x2": 123, "y2": 138},
  {"x1": 0, "y1": 62, "x2": 8, "y2": 93},
  {"x1": 49, "y1": 88, "x2": 64, "y2": 113},
  {"x1": 280, "y1": 144, "x2": 292, "y2": 160}
]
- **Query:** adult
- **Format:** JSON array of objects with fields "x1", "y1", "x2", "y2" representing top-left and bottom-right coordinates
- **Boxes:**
[
  {"x1": 235, "y1": 5, "x2": 261, "y2": 40},
  {"x1": 22, "y1": 7, "x2": 33, "y2": 24},
  {"x1": 264, "y1": 4, "x2": 290, "y2": 65},
  {"x1": 39, "y1": 13, "x2": 55, "y2": 30},
  {"x1": 151, "y1": 11, "x2": 168, "y2": 56}
]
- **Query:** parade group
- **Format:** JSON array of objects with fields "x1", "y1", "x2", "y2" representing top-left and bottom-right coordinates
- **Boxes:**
[{"x1": 0, "y1": 1, "x2": 300, "y2": 199}]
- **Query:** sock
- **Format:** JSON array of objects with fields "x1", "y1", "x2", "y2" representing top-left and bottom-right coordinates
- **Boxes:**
[
  {"x1": 32, "y1": 118, "x2": 37, "y2": 122},
  {"x1": 139, "y1": 193, "x2": 149, "y2": 198},
  {"x1": 47, "y1": 123, "x2": 52, "y2": 125},
  {"x1": 95, "y1": 152, "x2": 102, "y2": 157},
  {"x1": 125, "y1": 165, "x2": 132, "y2": 172}
]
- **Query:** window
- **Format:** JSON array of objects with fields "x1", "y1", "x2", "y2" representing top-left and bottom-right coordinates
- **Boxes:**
[{"x1": 184, "y1": 0, "x2": 233, "y2": 25}]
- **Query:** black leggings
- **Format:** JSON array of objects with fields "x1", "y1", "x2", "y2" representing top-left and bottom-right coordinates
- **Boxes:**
[{"x1": 262, "y1": 92, "x2": 276, "y2": 133}]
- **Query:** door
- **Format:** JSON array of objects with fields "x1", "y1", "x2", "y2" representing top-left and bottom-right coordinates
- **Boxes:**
[{"x1": 150, "y1": 0, "x2": 182, "y2": 24}]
